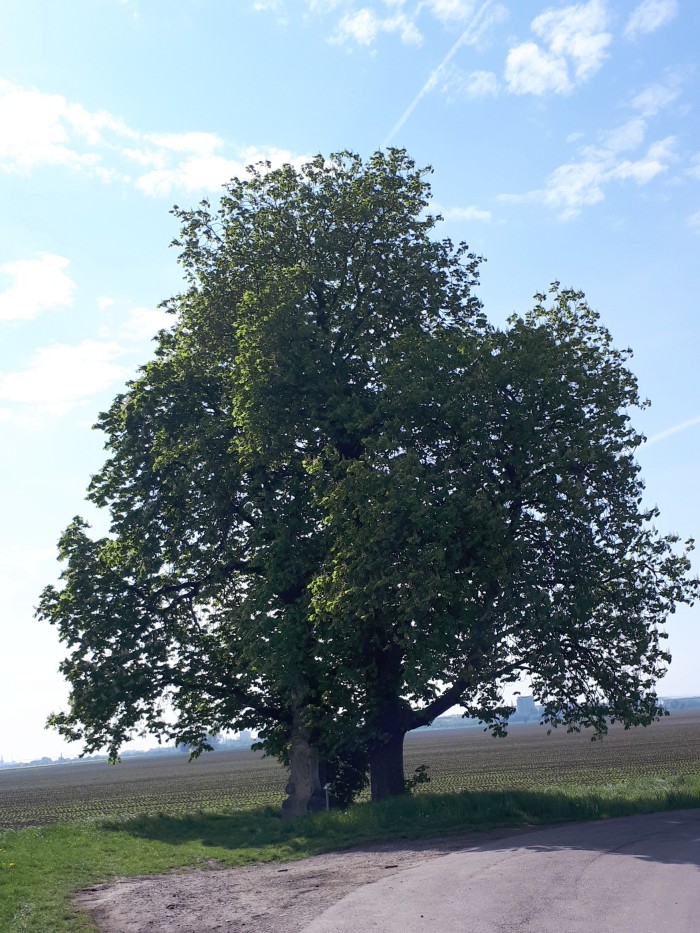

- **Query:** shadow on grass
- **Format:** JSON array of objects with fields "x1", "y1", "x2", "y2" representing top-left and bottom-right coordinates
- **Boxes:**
[{"x1": 101, "y1": 779, "x2": 700, "y2": 859}]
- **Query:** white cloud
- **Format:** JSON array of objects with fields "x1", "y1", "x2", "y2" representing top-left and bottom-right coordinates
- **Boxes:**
[
  {"x1": 391, "y1": 13, "x2": 423, "y2": 43},
  {"x1": 334, "y1": 8, "x2": 381, "y2": 44},
  {"x1": 502, "y1": 123, "x2": 677, "y2": 219},
  {"x1": 439, "y1": 67, "x2": 500, "y2": 100},
  {"x1": 136, "y1": 145, "x2": 307, "y2": 197},
  {"x1": 505, "y1": 41, "x2": 571, "y2": 95},
  {"x1": 436, "y1": 204, "x2": 492, "y2": 221},
  {"x1": 632, "y1": 84, "x2": 678, "y2": 118},
  {"x1": 631, "y1": 73, "x2": 683, "y2": 117},
  {"x1": 505, "y1": 0, "x2": 610, "y2": 95},
  {"x1": 0, "y1": 254, "x2": 76, "y2": 321},
  {"x1": 0, "y1": 341, "x2": 130, "y2": 417},
  {"x1": 145, "y1": 131, "x2": 223, "y2": 155},
  {"x1": 0, "y1": 78, "x2": 307, "y2": 197},
  {"x1": 0, "y1": 78, "x2": 136, "y2": 176},
  {"x1": 423, "y1": 0, "x2": 477, "y2": 24},
  {"x1": 688, "y1": 211, "x2": 700, "y2": 233},
  {"x1": 121, "y1": 146, "x2": 167, "y2": 168},
  {"x1": 95, "y1": 299, "x2": 176, "y2": 344},
  {"x1": 241, "y1": 145, "x2": 311, "y2": 171},
  {"x1": 624, "y1": 0, "x2": 678, "y2": 40},
  {"x1": 600, "y1": 118, "x2": 647, "y2": 154},
  {"x1": 532, "y1": 160, "x2": 607, "y2": 216},
  {"x1": 0, "y1": 80, "x2": 97, "y2": 173},
  {"x1": 533, "y1": 0, "x2": 609, "y2": 81},
  {"x1": 333, "y1": 8, "x2": 422, "y2": 45},
  {"x1": 64, "y1": 103, "x2": 136, "y2": 146},
  {"x1": 120, "y1": 305, "x2": 174, "y2": 341},
  {"x1": 305, "y1": 0, "x2": 344, "y2": 12},
  {"x1": 136, "y1": 155, "x2": 248, "y2": 197},
  {"x1": 610, "y1": 136, "x2": 676, "y2": 184},
  {"x1": 322, "y1": 0, "x2": 505, "y2": 48}
]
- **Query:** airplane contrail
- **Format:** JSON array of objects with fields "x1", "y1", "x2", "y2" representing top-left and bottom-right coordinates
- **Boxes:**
[
  {"x1": 383, "y1": 0, "x2": 494, "y2": 148},
  {"x1": 643, "y1": 415, "x2": 700, "y2": 447}
]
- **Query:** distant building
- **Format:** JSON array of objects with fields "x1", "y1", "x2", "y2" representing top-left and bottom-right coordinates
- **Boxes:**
[
  {"x1": 661, "y1": 696, "x2": 700, "y2": 711},
  {"x1": 511, "y1": 695, "x2": 540, "y2": 722}
]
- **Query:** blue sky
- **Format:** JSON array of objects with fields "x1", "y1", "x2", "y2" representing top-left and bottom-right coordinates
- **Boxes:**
[{"x1": 1, "y1": 0, "x2": 698, "y2": 761}]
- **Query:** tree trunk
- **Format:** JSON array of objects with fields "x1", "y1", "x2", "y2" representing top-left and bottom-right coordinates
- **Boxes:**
[
  {"x1": 369, "y1": 729, "x2": 406, "y2": 800},
  {"x1": 366, "y1": 645, "x2": 412, "y2": 801},
  {"x1": 281, "y1": 706, "x2": 326, "y2": 818}
]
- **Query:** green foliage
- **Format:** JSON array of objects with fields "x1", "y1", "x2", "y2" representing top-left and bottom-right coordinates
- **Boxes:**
[
  {"x1": 404, "y1": 763, "x2": 431, "y2": 794},
  {"x1": 37, "y1": 148, "x2": 699, "y2": 803}
]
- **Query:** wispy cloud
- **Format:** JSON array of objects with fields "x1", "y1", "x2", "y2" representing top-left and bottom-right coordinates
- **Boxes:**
[
  {"x1": 423, "y1": 0, "x2": 482, "y2": 25},
  {"x1": 644, "y1": 415, "x2": 700, "y2": 447},
  {"x1": 0, "y1": 275, "x2": 177, "y2": 422},
  {"x1": 135, "y1": 144, "x2": 307, "y2": 197},
  {"x1": 0, "y1": 341, "x2": 131, "y2": 418},
  {"x1": 332, "y1": 8, "x2": 422, "y2": 45},
  {"x1": 0, "y1": 78, "x2": 134, "y2": 178},
  {"x1": 271, "y1": 0, "x2": 509, "y2": 49},
  {"x1": 501, "y1": 119, "x2": 677, "y2": 219},
  {"x1": 119, "y1": 305, "x2": 174, "y2": 341},
  {"x1": 624, "y1": 0, "x2": 678, "y2": 40},
  {"x1": 505, "y1": 0, "x2": 610, "y2": 96},
  {"x1": 688, "y1": 210, "x2": 700, "y2": 233},
  {"x1": 434, "y1": 203, "x2": 492, "y2": 221},
  {"x1": 135, "y1": 153, "x2": 243, "y2": 197},
  {"x1": 97, "y1": 296, "x2": 117, "y2": 312},
  {"x1": 383, "y1": 0, "x2": 497, "y2": 144},
  {"x1": 631, "y1": 75, "x2": 683, "y2": 117},
  {"x1": 438, "y1": 66, "x2": 500, "y2": 100},
  {"x1": 305, "y1": 1, "x2": 345, "y2": 11},
  {"x1": 0, "y1": 254, "x2": 76, "y2": 321},
  {"x1": 0, "y1": 78, "x2": 307, "y2": 197},
  {"x1": 424, "y1": 0, "x2": 508, "y2": 41}
]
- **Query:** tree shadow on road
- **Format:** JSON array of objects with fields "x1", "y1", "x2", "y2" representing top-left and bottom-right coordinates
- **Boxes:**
[{"x1": 481, "y1": 807, "x2": 700, "y2": 868}]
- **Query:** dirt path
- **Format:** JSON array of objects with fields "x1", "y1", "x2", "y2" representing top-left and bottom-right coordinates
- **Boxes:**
[{"x1": 76, "y1": 827, "x2": 536, "y2": 933}]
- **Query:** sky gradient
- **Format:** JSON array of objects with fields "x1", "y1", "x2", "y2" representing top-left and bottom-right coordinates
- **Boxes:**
[{"x1": 1, "y1": 0, "x2": 698, "y2": 761}]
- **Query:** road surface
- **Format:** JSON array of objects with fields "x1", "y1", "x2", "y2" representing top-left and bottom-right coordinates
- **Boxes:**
[{"x1": 303, "y1": 809, "x2": 700, "y2": 932}]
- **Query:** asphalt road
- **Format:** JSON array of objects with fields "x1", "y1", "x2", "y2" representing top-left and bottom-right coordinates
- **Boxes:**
[{"x1": 303, "y1": 809, "x2": 700, "y2": 932}]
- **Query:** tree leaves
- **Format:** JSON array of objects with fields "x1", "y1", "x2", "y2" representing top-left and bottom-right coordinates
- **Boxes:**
[{"x1": 37, "y1": 150, "x2": 698, "y2": 800}]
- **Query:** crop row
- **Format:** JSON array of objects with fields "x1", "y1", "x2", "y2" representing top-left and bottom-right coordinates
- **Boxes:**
[{"x1": 2, "y1": 710, "x2": 699, "y2": 829}]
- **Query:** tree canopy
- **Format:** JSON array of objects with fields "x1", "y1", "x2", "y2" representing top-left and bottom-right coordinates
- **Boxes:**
[{"x1": 38, "y1": 149, "x2": 698, "y2": 807}]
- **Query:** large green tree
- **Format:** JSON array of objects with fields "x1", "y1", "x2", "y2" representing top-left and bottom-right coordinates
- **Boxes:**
[
  {"x1": 305, "y1": 289, "x2": 698, "y2": 797},
  {"x1": 38, "y1": 150, "x2": 697, "y2": 805}
]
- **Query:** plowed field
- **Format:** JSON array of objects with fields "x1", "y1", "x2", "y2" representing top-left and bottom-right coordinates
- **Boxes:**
[{"x1": 2, "y1": 710, "x2": 699, "y2": 829}]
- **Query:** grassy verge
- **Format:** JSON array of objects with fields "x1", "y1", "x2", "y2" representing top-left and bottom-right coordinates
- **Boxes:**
[{"x1": 2, "y1": 774, "x2": 700, "y2": 932}]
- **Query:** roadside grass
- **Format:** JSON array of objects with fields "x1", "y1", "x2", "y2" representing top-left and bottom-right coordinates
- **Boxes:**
[{"x1": 2, "y1": 774, "x2": 700, "y2": 933}]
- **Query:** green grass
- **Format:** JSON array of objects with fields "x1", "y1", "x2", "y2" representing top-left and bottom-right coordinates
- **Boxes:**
[
  {"x1": 3, "y1": 774, "x2": 700, "y2": 933},
  {"x1": 3, "y1": 714, "x2": 700, "y2": 931}
]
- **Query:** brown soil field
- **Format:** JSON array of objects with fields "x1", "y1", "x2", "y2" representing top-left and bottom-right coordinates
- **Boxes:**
[{"x1": 2, "y1": 709, "x2": 700, "y2": 830}]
